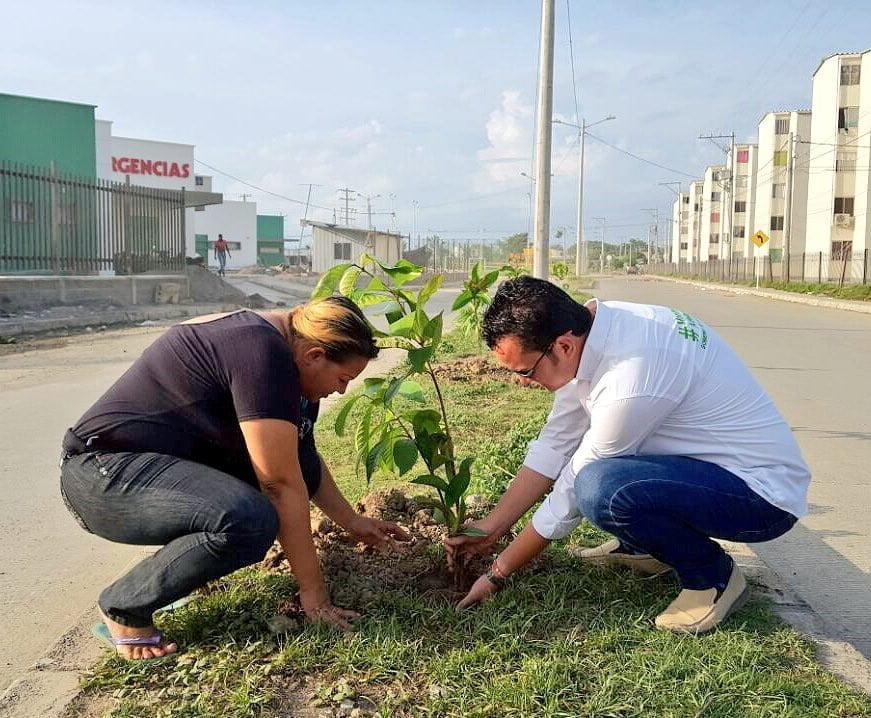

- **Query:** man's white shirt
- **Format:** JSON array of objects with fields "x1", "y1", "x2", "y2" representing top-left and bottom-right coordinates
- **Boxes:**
[{"x1": 525, "y1": 300, "x2": 811, "y2": 540}]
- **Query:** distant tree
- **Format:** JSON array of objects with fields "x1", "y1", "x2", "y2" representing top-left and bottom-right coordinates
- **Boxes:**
[{"x1": 498, "y1": 233, "x2": 528, "y2": 260}]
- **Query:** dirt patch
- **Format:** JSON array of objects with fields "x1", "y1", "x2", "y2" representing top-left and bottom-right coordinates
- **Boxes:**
[
  {"x1": 431, "y1": 356, "x2": 542, "y2": 388},
  {"x1": 262, "y1": 489, "x2": 499, "y2": 609}
]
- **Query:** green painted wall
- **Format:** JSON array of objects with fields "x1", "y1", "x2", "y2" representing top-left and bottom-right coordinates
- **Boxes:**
[
  {"x1": 195, "y1": 233, "x2": 210, "y2": 259},
  {"x1": 256, "y1": 214, "x2": 283, "y2": 241},
  {"x1": 0, "y1": 94, "x2": 97, "y2": 176},
  {"x1": 257, "y1": 239, "x2": 285, "y2": 266}
]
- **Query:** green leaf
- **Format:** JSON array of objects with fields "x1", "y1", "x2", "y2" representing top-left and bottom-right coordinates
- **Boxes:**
[
  {"x1": 411, "y1": 473, "x2": 449, "y2": 494},
  {"x1": 354, "y1": 405, "x2": 373, "y2": 471},
  {"x1": 334, "y1": 394, "x2": 361, "y2": 436},
  {"x1": 396, "y1": 379, "x2": 425, "y2": 403},
  {"x1": 312, "y1": 263, "x2": 352, "y2": 299},
  {"x1": 412, "y1": 307, "x2": 430, "y2": 337},
  {"x1": 451, "y1": 288, "x2": 474, "y2": 311},
  {"x1": 365, "y1": 438, "x2": 389, "y2": 482},
  {"x1": 339, "y1": 266, "x2": 363, "y2": 297},
  {"x1": 356, "y1": 293, "x2": 395, "y2": 309},
  {"x1": 389, "y1": 313, "x2": 416, "y2": 338},
  {"x1": 407, "y1": 346, "x2": 434, "y2": 372},
  {"x1": 482, "y1": 270, "x2": 500, "y2": 287},
  {"x1": 392, "y1": 439, "x2": 419, "y2": 476},
  {"x1": 457, "y1": 527, "x2": 488, "y2": 537},
  {"x1": 417, "y1": 274, "x2": 443, "y2": 307},
  {"x1": 471, "y1": 262, "x2": 481, "y2": 282},
  {"x1": 363, "y1": 377, "x2": 386, "y2": 398},
  {"x1": 383, "y1": 377, "x2": 405, "y2": 404},
  {"x1": 423, "y1": 312, "x2": 443, "y2": 345},
  {"x1": 365, "y1": 275, "x2": 387, "y2": 291},
  {"x1": 432, "y1": 507, "x2": 447, "y2": 525},
  {"x1": 379, "y1": 260, "x2": 423, "y2": 287}
]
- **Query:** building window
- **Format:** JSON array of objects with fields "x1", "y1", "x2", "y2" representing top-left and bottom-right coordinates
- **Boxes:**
[
  {"x1": 838, "y1": 107, "x2": 859, "y2": 130},
  {"x1": 680, "y1": 226, "x2": 688, "y2": 235},
  {"x1": 709, "y1": 254, "x2": 719, "y2": 261},
  {"x1": 737, "y1": 149, "x2": 749, "y2": 163},
  {"x1": 773, "y1": 150, "x2": 788, "y2": 166},
  {"x1": 710, "y1": 191, "x2": 721, "y2": 201},
  {"x1": 770, "y1": 216, "x2": 784, "y2": 231},
  {"x1": 733, "y1": 226, "x2": 745, "y2": 238},
  {"x1": 734, "y1": 201, "x2": 746, "y2": 213},
  {"x1": 735, "y1": 176, "x2": 748, "y2": 189},
  {"x1": 680, "y1": 242, "x2": 688, "y2": 249},
  {"x1": 836, "y1": 152, "x2": 857, "y2": 172},
  {"x1": 710, "y1": 234, "x2": 719, "y2": 244},
  {"x1": 58, "y1": 203, "x2": 76, "y2": 226},
  {"x1": 833, "y1": 197, "x2": 855, "y2": 216},
  {"x1": 775, "y1": 118, "x2": 789, "y2": 134},
  {"x1": 710, "y1": 212, "x2": 720, "y2": 223},
  {"x1": 9, "y1": 200, "x2": 34, "y2": 223},
  {"x1": 682, "y1": 196, "x2": 690, "y2": 204},
  {"x1": 333, "y1": 242, "x2": 352, "y2": 260},
  {"x1": 772, "y1": 183, "x2": 786, "y2": 199},
  {"x1": 195, "y1": 176, "x2": 204, "y2": 186},
  {"x1": 841, "y1": 64, "x2": 861, "y2": 86}
]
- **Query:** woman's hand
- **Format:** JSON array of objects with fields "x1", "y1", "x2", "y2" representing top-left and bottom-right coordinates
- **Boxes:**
[
  {"x1": 299, "y1": 587, "x2": 360, "y2": 631},
  {"x1": 457, "y1": 573, "x2": 501, "y2": 610},
  {"x1": 444, "y1": 516, "x2": 503, "y2": 572},
  {"x1": 345, "y1": 514, "x2": 411, "y2": 547}
]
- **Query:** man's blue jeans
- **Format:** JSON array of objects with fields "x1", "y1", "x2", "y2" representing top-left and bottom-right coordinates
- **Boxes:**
[
  {"x1": 574, "y1": 455, "x2": 797, "y2": 590},
  {"x1": 60, "y1": 451, "x2": 279, "y2": 627}
]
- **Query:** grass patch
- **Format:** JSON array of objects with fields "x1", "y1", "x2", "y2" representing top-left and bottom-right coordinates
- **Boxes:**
[
  {"x1": 652, "y1": 274, "x2": 871, "y2": 302},
  {"x1": 76, "y1": 326, "x2": 871, "y2": 717}
]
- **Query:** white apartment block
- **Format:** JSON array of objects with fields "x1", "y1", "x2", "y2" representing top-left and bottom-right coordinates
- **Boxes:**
[
  {"x1": 727, "y1": 143, "x2": 758, "y2": 259},
  {"x1": 672, "y1": 192, "x2": 690, "y2": 262},
  {"x1": 687, "y1": 180, "x2": 705, "y2": 261},
  {"x1": 753, "y1": 111, "x2": 811, "y2": 262},
  {"x1": 700, "y1": 166, "x2": 726, "y2": 260},
  {"x1": 806, "y1": 51, "x2": 871, "y2": 263}
]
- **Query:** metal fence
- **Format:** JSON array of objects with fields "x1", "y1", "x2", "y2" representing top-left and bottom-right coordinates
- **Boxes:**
[
  {"x1": 648, "y1": 250, "x2": 871, "y2": 286},
  {"x1": 0, "y1": 161, "x2": 186, "y2": 275}
]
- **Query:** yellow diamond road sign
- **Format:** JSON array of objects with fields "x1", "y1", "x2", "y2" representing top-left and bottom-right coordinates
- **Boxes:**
[{"x1": 751, "y1": 230, "x2": 770, "y2": 248}]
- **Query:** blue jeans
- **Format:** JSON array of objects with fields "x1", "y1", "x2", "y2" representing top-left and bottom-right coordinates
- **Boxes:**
[
  {"x1": 575, "y1": 456, "x2": 797, "y2": 590},
  {"x1": 217, "y1": 252, "x2": 228, "y2": 276},
  {"x1": 60, "y1": 451, "x2": 279, "y2": 627}
]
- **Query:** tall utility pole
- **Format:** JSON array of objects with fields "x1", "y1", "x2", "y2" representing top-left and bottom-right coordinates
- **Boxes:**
[
  {"x1": 337, "y1": 187, "x2": 356, "y2": 226},
  {"x1": 641, "y1": 208, "x2": 659, "y2": 264},
  {"x1": 659, "y1": 183, "x2": 682, "y2": 264},
  {"x1": 297, "y1": 183, "x2": 322, "y2": 268},
  {"x1": 553, "y1": 115, "x2": 616, "y2": 276},
  {"x1": 531, "y1": 0, "x2": 555, "y2": 279},
  {"x1": 592, "y1": 216, "x2": 606, "y2": 273},
  {"x1": 411, "y1": 200, "x2": 419, "y2": 249},
  {"x1": 357, "y1": 191, "x2": 381, "y2": 230},
  {"x1": 784, "y1": 131, "x2": 796, "y2": 281}
]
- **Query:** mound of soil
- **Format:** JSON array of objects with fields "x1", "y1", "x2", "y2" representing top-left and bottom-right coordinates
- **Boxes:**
[
  {"x1": 432, "y1": 356, "x2": 542, "y2": 388},
  {"x1": 261, "y1": 489, "x2": 496, "y2": 610}
]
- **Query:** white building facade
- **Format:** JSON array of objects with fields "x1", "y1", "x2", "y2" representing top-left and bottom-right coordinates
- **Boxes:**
[
  {"x1": 700, "y1": 166, "x2": 726, "y2": 261},
  {"x1": 728, "y1": 143, "x2": 759, "y2": 259},
  {"x1": 305, "y1": 221, "x2": 402, "y2": 273},
  {"x1": 807, "y1": 51, "x2": 871, "y2": 273}
]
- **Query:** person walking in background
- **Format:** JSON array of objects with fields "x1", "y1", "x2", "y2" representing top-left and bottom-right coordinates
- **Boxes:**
[
  {"x1": 214, "y1": 234, "x2": 231, "y2": 276},
  {"x1": 60, "y1": 297, "x2": 408, "y2": 660}
]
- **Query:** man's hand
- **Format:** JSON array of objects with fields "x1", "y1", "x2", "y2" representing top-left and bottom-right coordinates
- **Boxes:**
[
  {"x1": 457, "y1": 574, "x2": 501, "y2": 610},
  {"x1": 444, "y1": 517, "x2": 504, "y2": 572},
  {"x1": 345, "y1": 514, "x2": 410, "y2": 547}
]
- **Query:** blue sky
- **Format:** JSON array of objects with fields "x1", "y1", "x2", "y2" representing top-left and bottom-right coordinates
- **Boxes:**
[{"x1": 3, "y1": 1, "x2": 871, "y2": 246}]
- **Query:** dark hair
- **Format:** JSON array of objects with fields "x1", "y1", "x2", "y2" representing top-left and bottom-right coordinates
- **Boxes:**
[
  {"x1": 290, "y1": 295, "x2": 379, "y2": 361},
  {"x1": 482, "y1": 276, "x2": 592, "y2": 352}
]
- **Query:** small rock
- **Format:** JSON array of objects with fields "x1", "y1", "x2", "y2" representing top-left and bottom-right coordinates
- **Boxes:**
[
  {"x1": 32, "y1": 657, "x2": 55, "y2": 670},
  {"x1": 266, "y1": 614, "x2": 299, "y2": 634},
  {"x1": 85, "y1": 326, "x2": 94, "y2": 333},
  {"x1": 338, "y1": 698, "x2": 356, "y2": 715}
]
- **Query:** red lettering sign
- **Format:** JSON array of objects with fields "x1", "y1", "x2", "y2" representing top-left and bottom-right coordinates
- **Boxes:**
[{"x1": 111, "y1": 157, "x2": 192, "y2": 180}]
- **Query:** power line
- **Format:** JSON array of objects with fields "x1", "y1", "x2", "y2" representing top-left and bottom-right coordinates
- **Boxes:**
[
  {"x1": 584, "y1": 132, "x2": 697, "y2": 178},
  {"x1": 565, "y1": 0, "x2": 580, "y2": 124},
  {"x1": 194, "y1": 158, "x2": 332, "y2": 211}
]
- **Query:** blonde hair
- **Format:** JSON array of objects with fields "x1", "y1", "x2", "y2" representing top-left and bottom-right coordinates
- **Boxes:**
[{"x1": 289, "y1": 296, "x2": 379, "y2": 361}]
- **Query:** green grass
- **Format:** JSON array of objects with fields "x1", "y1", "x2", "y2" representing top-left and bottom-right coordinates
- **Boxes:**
[
  {"x1": 656, "y1": 274, "x2": 871, "y2": 302},
  {"x1": 76, "y1": 325, "x2": 871, "y2": 717}
]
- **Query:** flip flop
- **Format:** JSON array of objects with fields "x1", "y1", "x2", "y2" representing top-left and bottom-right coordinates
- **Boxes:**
[{"x1": 91, "y1": 622, "x2": 173, "y2": 659}]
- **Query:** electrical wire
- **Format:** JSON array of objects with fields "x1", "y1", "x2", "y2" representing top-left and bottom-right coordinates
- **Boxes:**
[{"x1": 585, "y1": 132, "x2": 696, "y2": 178}]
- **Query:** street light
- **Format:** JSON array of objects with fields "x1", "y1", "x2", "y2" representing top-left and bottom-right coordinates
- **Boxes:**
[{"x1": 553, "y1": 114, "x2": 615, "y2": 276}]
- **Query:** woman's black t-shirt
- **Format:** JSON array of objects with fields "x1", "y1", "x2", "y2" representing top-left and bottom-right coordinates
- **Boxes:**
[{"x1": 68, "y1": 311, "x2": 322, "y2": 495}]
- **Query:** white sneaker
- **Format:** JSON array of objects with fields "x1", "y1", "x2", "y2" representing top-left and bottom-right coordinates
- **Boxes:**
[
  {"x1": 570, "y1": 538, "x2": 672, "y2": 576},
  {"x1": 655, "y1": 562, "x2": 749, "y2": 634}
]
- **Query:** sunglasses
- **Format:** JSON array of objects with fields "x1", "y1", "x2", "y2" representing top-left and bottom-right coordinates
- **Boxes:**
[{"x1": 514, "y1": 342, "x2": 554, "y2": 378}]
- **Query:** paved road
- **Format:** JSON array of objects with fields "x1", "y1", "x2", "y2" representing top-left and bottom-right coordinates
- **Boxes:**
[
  {"x1": 594, "y1": 277, "x2": 871, "y2": 659},
  {"x1": 0, "y1": 281, "x2": 460, "y2": 692}
]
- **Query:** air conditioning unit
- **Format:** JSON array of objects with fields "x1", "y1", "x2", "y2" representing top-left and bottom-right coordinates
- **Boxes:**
[{"x1": 834, "y1": 213, "x2": 855, "y2": 228}]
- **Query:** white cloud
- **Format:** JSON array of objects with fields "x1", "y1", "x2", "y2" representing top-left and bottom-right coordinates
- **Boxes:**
[{"x1": 475, "y1": 90, "x2": 533, "y2": 188}]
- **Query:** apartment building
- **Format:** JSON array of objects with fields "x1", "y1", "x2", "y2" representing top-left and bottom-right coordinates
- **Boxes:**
[
  {"x1": 727, "y1": 143, "x2": 759, "y2": 259},
  {"x1": 752, "y1": 111, "x2": 812, "y2": 261},
  {"x1": 699, "y1": 166, "x2": 726, "y2": 260},
  {"x1": 806, "y1": 51, "x2": 871, "y2": 261},
  {"x1": 672, "y1": 192, "x2": 690, "y2": 262}
]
